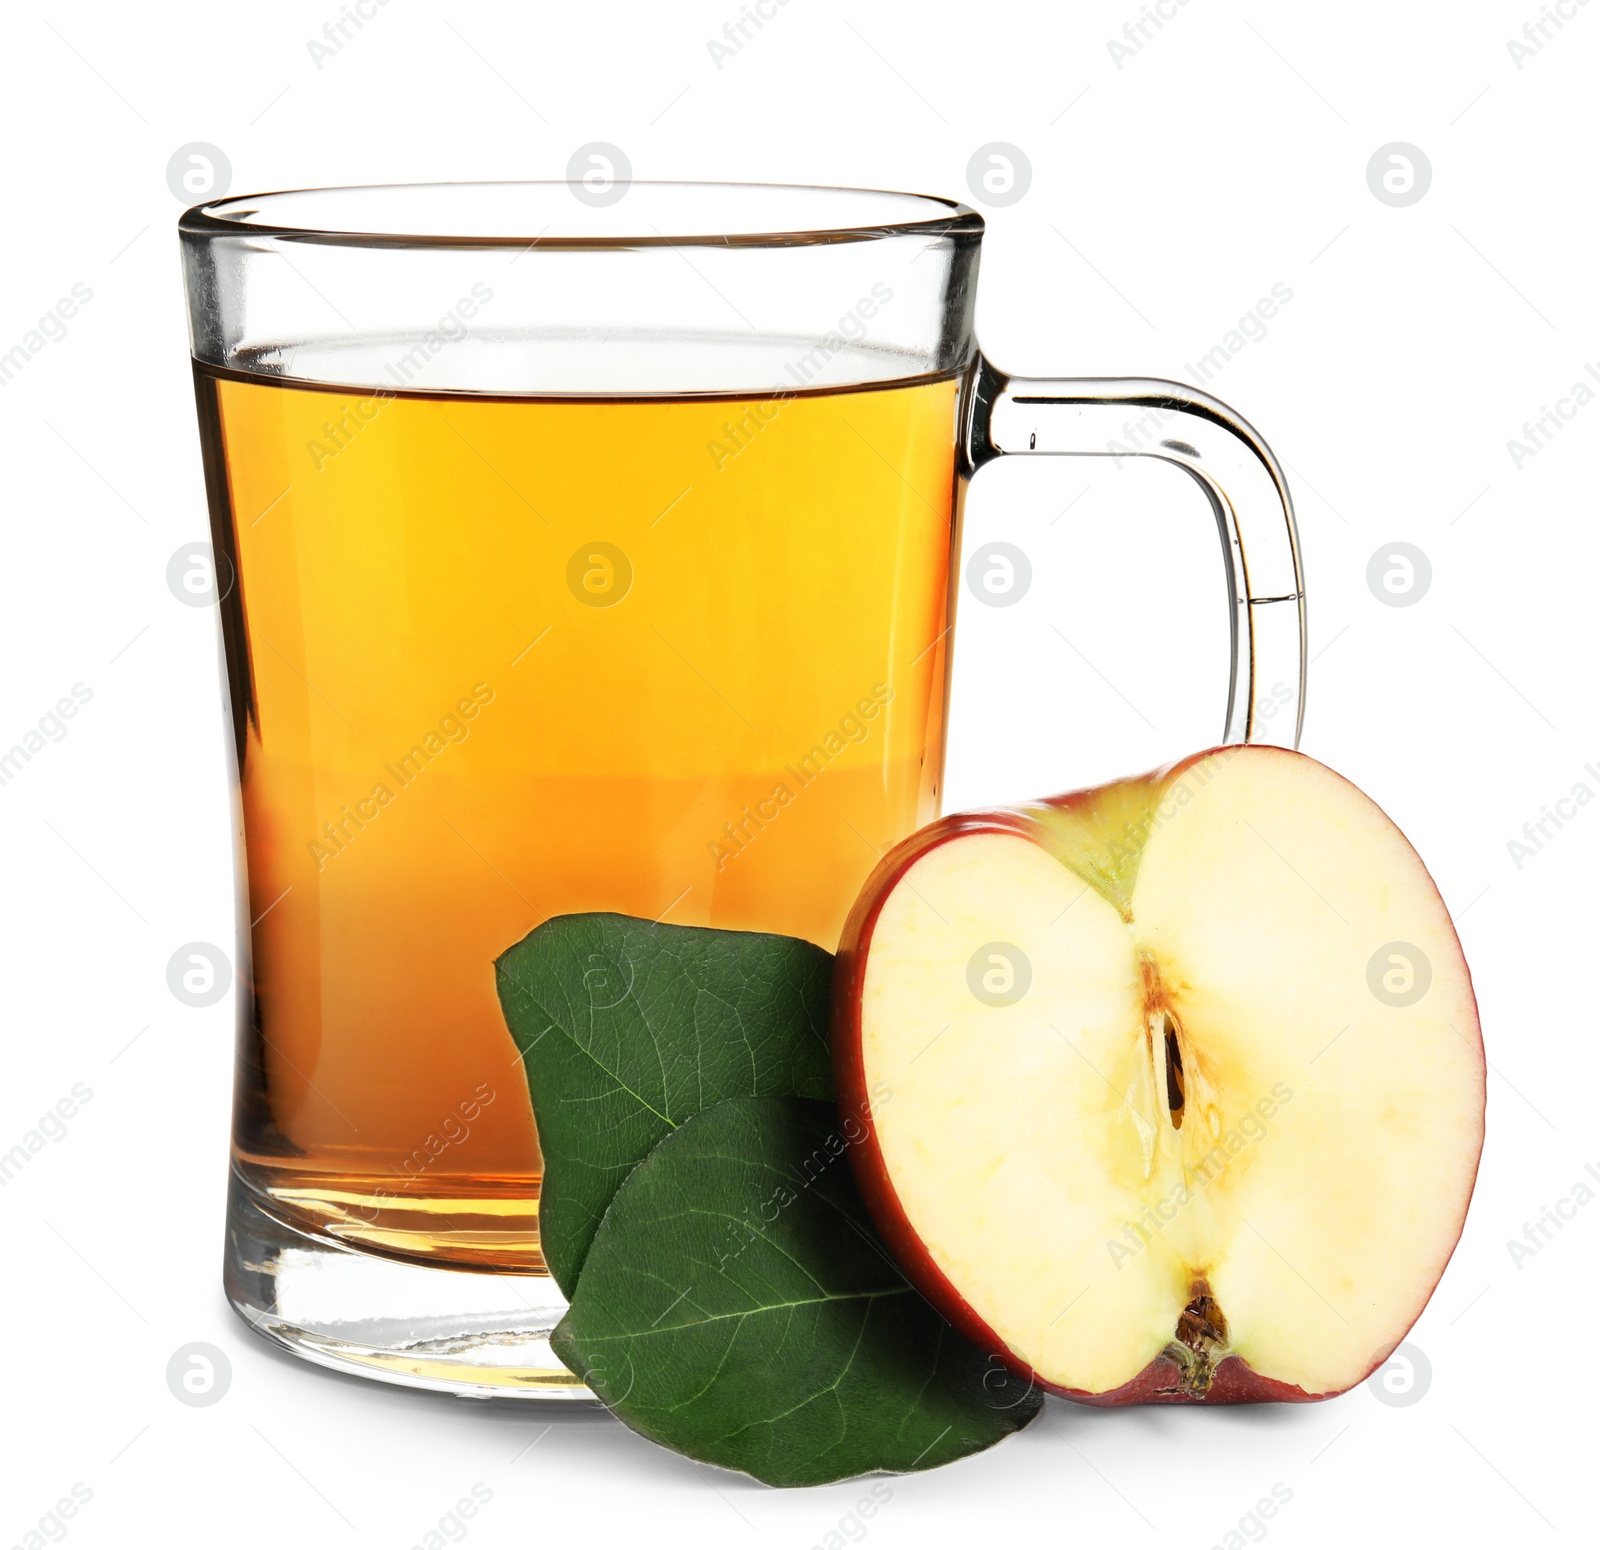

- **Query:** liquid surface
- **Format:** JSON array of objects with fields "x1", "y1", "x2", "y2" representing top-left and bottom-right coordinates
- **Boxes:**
[{"x1": 199, "y1": 367, "x2": 961, "y2": 1270}]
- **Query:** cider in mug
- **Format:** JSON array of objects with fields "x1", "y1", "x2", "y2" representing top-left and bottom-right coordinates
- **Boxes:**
[{"x1": 197, "y1": 367, "x2": 960, "y2": 1274}]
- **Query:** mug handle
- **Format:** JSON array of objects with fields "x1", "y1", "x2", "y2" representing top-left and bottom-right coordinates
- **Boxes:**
[{"x1": 967, "y1": 358, "x2": 1306, "y2": 747}]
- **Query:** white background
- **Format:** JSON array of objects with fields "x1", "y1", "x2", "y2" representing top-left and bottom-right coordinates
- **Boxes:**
[{"x1": 1, "y1": 0, "x2": 1594, "y2": 1544}]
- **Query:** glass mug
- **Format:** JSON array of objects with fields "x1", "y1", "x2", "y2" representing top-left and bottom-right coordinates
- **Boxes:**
[{"x1": 179, "y1": 182, "x2": 1305, "y2": 1398}]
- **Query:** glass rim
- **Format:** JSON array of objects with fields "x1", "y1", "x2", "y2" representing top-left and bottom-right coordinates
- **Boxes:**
[{"x1": 179, "y1": 179, "x2": 985, "y2": 251}]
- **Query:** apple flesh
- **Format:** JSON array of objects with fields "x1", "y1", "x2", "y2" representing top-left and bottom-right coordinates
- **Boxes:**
[{"x1": 834, "y1": 746, "x2": 1484, "y2": 1403}]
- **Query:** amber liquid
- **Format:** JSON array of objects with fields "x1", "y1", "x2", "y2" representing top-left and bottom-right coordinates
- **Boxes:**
[{"x1": 197, "y1": 365, "x2": 961, "y2": 1273}]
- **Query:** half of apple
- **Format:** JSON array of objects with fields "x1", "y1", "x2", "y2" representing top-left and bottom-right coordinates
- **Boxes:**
[{"x1": 835, "y1": 746, "x2": 1484, "y2": 1403}]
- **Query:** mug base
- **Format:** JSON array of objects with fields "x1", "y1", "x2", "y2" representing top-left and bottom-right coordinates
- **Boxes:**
[{"x1": 224, "y1": 1172, "x2": 593, "y2": 1400}]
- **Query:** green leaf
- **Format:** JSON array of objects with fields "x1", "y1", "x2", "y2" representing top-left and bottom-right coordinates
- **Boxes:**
[
  {"x1": 551, "y1": 1096, "x2": 1042, "y2": 1487},
  {"x1": 495, "y1": 913, "x2": 834, "y2": 1294}
]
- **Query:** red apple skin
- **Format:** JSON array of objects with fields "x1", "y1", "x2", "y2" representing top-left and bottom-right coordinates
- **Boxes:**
[{"x1": 832, "y1": 746, "x2": 1484, "y2": 1406}]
